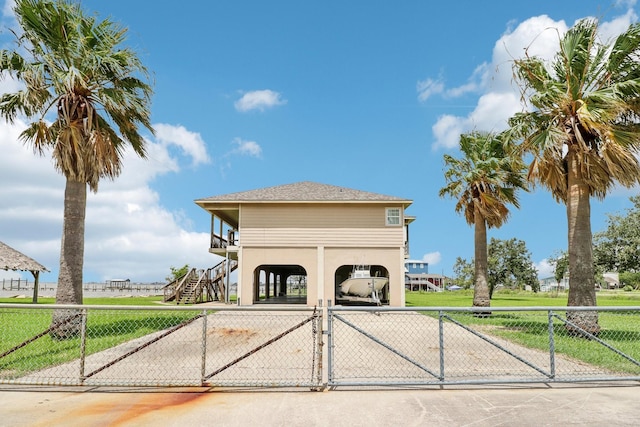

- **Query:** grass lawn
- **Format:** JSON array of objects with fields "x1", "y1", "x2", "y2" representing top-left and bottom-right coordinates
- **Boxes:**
[
  {"x1": 406, "y1": 289, "x2": 640, "y2": 375},
  {"x1": 0, "y1": 296, "x2": 195, "y2": 379},
  {"x1": 2, "y1": 291, "x2": 639, "y2": 380},
  {"x1": 0, "y1": 296, "x2": 166, "y2": 305},
  {"x1": 405, "y1": 288, "x2": 640, "y2": 307}
]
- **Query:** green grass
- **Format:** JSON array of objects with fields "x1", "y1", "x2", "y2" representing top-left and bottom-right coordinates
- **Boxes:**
[
  {"x1": 2, "y1": 291, "x2": 639, "y2": 380},
  {"x1": 406, "y1": 289, "x2": 640, "y2": 375},
  {"x1": 0, "y1": 298, "x2": 195, "y2": 379},
  {"x1": 406, "y1": 289, "x2": 640, "y2": 307},
  {"x1": 0, "y1": 296, "x2": 166, "y2": 305}
]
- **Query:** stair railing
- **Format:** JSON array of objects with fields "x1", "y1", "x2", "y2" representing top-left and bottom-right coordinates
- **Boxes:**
[{"x1": 174, "y1": 268, "x2": 197, "y2": 303}]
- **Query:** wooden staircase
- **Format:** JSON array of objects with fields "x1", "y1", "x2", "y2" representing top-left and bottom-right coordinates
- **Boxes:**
[{"x1": 163, "y1": 259, "x2": 238, "y2": 304}]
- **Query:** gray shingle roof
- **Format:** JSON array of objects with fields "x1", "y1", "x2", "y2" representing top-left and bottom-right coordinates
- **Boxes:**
[
  {"x1": 196, "y1": 181, "x2": 412, "y2": 204},
  {"x1": 0, "y1": 240, "x2": 48, "y2": 272}
]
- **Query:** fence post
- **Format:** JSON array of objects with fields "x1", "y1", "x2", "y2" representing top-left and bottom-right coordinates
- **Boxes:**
[
  {"x1": 79, "y1": 308, "x2": 88, "y2": 384},
  {"x1": 548, "y1": 310, "x2": 556, "y2": 379},
  {"x1": 201, "y1": 309, "x2": 208, "y2": 385},
  {"x1": 326, "y1": 300, "x2": 333, "y2": 387},
  {"x1": 312, "y1": 300, "x2": 324, "y2": 390},
  {"x1": 438, "y1": 310, "x2": 445, "y2": 384}
]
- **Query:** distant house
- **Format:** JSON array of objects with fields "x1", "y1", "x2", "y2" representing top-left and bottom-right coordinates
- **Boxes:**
[
  {"x1": 539, "y1": 276, "x2": 569, "y2": 292},
  {"x1": 406, "y1": 260, "x2": 429, "y2": 275},
  {"x1": 195, "y1": 182, "x2": 414, "y2": 307},
  {"x1": 404, "y1": 260, "x2": 445, "y2": 292},
  {"x1": 539, "y1": 272, "x2": 618, "y2": 292}
]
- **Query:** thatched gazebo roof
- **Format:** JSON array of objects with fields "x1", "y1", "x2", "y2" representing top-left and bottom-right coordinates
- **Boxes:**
[
  {"x1": 1, "y1": 240, "x2": 49, "y2": 303},
  {"x1": 0, "y1": 240, "x2": 48, "y2": 273}
]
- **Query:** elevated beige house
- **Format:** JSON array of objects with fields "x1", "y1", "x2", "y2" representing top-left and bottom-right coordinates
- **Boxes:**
[{"x1": 195, "y1": 182, "x2": 413, "y2": 307}]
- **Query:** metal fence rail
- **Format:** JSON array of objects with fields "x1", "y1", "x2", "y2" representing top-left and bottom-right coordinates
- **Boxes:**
[
  {"x1": 1, "y1": 304, "x2": 639, "y2": 389},
  {"x1": 328, "y1": 306, "x2": 640, "y2": 387},
  {"x1": 0, "y1": 304, "x2": 322, "y2": 388}
]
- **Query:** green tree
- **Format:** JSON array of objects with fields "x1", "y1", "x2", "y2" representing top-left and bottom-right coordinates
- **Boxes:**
[
  {"x1": 548, "y1": 250, "x2": 569, "y2": 285},
  {"x1": 509, "y1": 19, "x2": 640, "y2": 334},
  {"x1": 0, "y1": 0, "x2": 153, "y2": 335},
  {"x1": 487, "y1": 238, "x2": 539, "y2": 297},
  {"x1": 619, "y1": 272, "x2": 640, "y2": 289},
  {"x1": 593, "y1": 195, "x2": 640, "y2": 273},
  {"x1": 452, "y1": 256, "x2": 474, "y2": 289},
  {"x1": 440, "y1": 131, "x2": 528, "y2": 310},
  {"x1": 166, "y1": 264, "x2": 190, "y2": 283}
]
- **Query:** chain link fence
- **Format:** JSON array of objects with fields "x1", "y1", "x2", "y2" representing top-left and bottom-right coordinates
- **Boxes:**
[
  {"x1": 0, "y1": 304, "x2": 321, "y2": 388},
  {"x1": 1, "y1": 303, "x2": 639, "y2": 389},
  {"x1": 328, "y1": 306, "x2": 640, "y2": 387}
]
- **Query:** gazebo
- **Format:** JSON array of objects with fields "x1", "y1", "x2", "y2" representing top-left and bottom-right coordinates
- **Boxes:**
[{"x1": 0, "y1": 240, "x2": 49, "y2": 303}]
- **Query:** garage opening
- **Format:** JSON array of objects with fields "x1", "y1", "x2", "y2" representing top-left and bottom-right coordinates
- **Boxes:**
[
  {"x1": 335, "y1": 264, "x2": 389, "y2": 305},
  {"x1": 254, "y1": 264, "x2": 307, "y2": 304}
]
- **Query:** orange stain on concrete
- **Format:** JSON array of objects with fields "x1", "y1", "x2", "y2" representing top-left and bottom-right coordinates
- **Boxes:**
[{"x1": 33, "y1": 391, "x2": 218, "y2": 427}]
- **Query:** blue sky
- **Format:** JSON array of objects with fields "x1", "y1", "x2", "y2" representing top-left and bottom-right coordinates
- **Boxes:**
[{"x1": 1, "y1": 0, "x2": 639, "y2": 283}]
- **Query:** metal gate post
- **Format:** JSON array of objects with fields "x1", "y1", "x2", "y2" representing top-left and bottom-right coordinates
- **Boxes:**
[
  {"x1": 438, "y1": 310, "x2": 445, "y2": 384},
  {"x1": 314, "y1": 301, "x2": 324, "y2": 389},
  {"x1": 548, "y1": 310, "x2": 556, "y2": 379},
  {"x1": 326, "y1": 301, "x2": 334, "y2": 386},
  {"x1": 79, "y1": 308, "x2": 88, "y2": 384},
  {"x1": 201, "y1": 309, "x2": 208, "y2": 385}
]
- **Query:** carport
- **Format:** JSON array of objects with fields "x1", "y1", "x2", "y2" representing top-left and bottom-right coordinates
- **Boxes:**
[{"x1": 0, "y1": 240, "x2": 49, "y2": 303}]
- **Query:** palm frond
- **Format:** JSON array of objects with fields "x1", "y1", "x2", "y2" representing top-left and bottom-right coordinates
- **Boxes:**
[{"x1": 0, "y1": 0, "x2": 154, "y2": 187}]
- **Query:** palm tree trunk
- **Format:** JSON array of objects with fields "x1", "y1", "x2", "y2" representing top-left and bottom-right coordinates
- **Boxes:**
[
  {"x1": 566, "y1": 146, "x2": 600, "y2": 335},
  {"x1": 51, "y1": 178, "x2": 86, "y2": 339},
  {"x1": 473, "y1": 205, "x2": 491, "y2": 311}
]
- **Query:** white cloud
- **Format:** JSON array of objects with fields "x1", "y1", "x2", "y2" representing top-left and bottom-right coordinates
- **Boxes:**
[
  {"x1": 416, "y1": 78, "x2": 444, "y2": 102},
  {"x1": 232, "y1": 137, "x2": 262, "y2": 157},
  {"x1": 428, "y1": 15, "x2": 568, "y2": 149},
  {"x1": 599, "y1": 8, "x2": 638, "y2": 41},
  {"x1": 432, "y1": 114, "x2": 467, "y2": 150},
  {"x1": 535, "y1": 259, "x2": 555, "y2": 278},
  {"x1": 0, "y1": 116, "x2": 218, "y2": 283},
  {"x1": 234, "y1": 89, "x2": 287, "y2": 112},
  {"x1": 153, "y1": 123, "x2": 210, "y2": 166},
  {"x1": 422, "y1": 251, "x2": 442, "y2": 266},
  {"x1": 426, "y1": 9, "x2": 638, "y2": 151},
  {"x1": 417, "y1": 66, "x2": 484, "y2": 102},
  {"x1": 1, "y1": 0, "x2": 16, "y2": 31}
]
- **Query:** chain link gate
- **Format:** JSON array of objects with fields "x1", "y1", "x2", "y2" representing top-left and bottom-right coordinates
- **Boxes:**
[
  {"x1": 327, "y1": 306, "x2": 640, "y2": 387},
  {"x1": 3, "y1": 304, "x2": 640, "y2": 389},
  {"x1": 0, "y1": 304, "x2": 323, "y2": 388}
]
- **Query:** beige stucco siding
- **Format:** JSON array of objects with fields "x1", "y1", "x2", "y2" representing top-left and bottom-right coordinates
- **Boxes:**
[
  {"x1": 240, "y1": 203, "x2": 404, "y2": 247},
  {"x1": 239, "y1": 246, "x2": 405, "y2": 306},
  {"x1": 323, "y1": 247, "x2": 405, "y2": 306},
  {"x1": 240, "y1": 228, "x2": 403, "y2": 247},
  {"x1": 239, "y1": 247, "x2": 319, "y2": 305},
  {"x1": 240, "y1": 204, "x2": 403, "y2": 228}
]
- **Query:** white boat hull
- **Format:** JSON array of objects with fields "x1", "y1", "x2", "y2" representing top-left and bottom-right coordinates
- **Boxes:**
[{"x1": 340, "y1": 276, "x2": 388, "y2": 298}]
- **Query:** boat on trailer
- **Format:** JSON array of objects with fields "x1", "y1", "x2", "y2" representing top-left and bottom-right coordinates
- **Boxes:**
[{"x1": 339, "y1": 265, "x2": 388, "y2": 303}]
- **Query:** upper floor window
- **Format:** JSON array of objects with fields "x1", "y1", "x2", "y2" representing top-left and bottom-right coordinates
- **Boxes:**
[{"x1": 386, "y1": 207, "x2": 401, "y2": 226}]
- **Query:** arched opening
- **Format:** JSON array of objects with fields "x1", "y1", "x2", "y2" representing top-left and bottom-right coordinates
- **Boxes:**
[
  {"x1": 335, "y1": 264, "x2": 389, "y2": 305},
  {"x1": 253, "y1": 264, "x2": 307, "y2": 304}
]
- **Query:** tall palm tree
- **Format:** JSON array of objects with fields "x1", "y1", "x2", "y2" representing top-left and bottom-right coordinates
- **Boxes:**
[
  {"x1": 509, "y1": 18, "x2": 640, "y2": 334},
  {"x1": 439, "y1": 131, "x2": 528, "y2": 310},
  {"x1": 0, "y1": 0, "x2": 153, "y2": 321}
]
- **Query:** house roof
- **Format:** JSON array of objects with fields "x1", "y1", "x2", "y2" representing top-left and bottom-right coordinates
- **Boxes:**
[
  {"x1": 195, "y1": 181, "x2": 412, "y2": 205},
  {"x1": 0, "y1": 240, "x2": 49, "y2": 273}
]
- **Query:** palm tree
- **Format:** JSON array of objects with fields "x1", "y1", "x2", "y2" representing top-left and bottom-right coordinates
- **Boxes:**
[
  {"x1": 0, "y1": 0, "x2": 153, "y2": 332},
  {"x1": 439, "y1": 131, "x2": 528, "y2": 311},
  {"x1": 509, "y1": 18, "x2": 640, "y2": 335}
]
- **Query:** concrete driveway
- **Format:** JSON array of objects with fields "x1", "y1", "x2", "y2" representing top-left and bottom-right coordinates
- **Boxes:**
[{"x1": 2, "y1": 383, "x2": 640, "y2": 426}]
